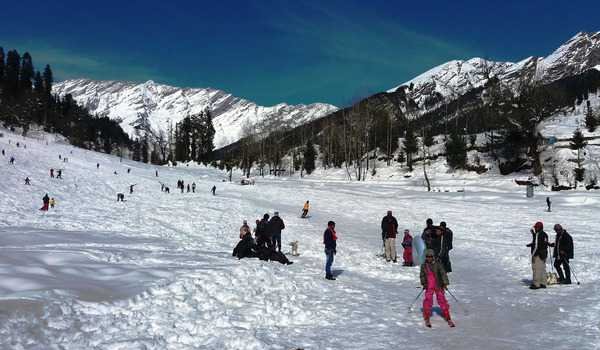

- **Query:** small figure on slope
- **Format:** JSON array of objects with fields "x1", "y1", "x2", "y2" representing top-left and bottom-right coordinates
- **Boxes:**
[
  {"x1": 211, "y1": 185, "x2": 216, "y2": 196},
  {"x1": 129, "y1": 184, "x2": 136, "y2": 194},
  {"x1": 546, "y1": 197, "x2": 552, "y2": 212},
  {"x1": 50, "y1": 197, "x2": 56, "y2": 209},
  {"x1": 24, "y1": 177, "x2": 31, "y2": 185},
  {"x1": 50, "y1": 168, "x2": 54, "y2": 178},
  {"x1": 56, "y1": 169, "x2": 62, "y2": 179},
  {"x1": 420, "y1": 249, "x2": 454, "y2": 328},
  {"x1": 40, "y1": 193, "x2": 50, "y2": 211},
  {"x1": 301, "y1": 200, "x2": 310, "y2": 218}
]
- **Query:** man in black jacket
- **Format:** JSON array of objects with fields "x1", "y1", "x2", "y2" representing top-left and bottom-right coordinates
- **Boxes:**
[
  {"x1": 549, "y1": 224, "x2": 574, "y2": 284},
  {"x1": 269, "y1": 212, "x2": 285, "y2": 252},
  {"x1": 381, "y1": 211, "x2": 398, "y2": 262},
  {"x1": 438, "y1": 221, "x2": 453, "y2": 273},
  {"x1": 526, "y1": 221, "x2": 549, "y2": 289},
  {"x1": 256, "y1": 214, "x2": 272, "y2": 248}
]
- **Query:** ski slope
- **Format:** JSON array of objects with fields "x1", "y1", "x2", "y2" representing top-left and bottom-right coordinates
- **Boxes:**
[{"x1": 1, "y1": 129, "x2": 599, "y2": 349}]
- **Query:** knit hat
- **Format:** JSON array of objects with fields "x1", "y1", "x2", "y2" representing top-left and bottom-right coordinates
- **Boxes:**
[
  {"x1": 553, "y1": 224, "x2": 563, "y2": 231},
  {"x1": 534, "y1": 221, "x2": 543, "y2": 231},
  {"x1": 425, "y1": 249, "x2": 435, "y2": 256}
]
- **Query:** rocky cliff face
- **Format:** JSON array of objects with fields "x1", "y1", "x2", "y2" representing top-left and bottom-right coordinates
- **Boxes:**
[{"x1": 53, "y1": 79, "x2": 338, "y2": 148}]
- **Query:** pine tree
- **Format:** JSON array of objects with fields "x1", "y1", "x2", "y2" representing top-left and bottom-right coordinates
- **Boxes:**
[
  {"x1": 34, "y1": 71, "x2": 44, "y2": 94},
  {"x1": 585, "y1": 104, "x2": 597, "y2": 132},
  {"x1": 445, "y1": 129, "x2": 467, "y2": 169},
  {"x1": 19, "y1": 52, "x2": 34, "y2": 94},
  {"x1": 4, "y1": 50, "x2": 20, "y2": 99},
  {"x1": 42, "y1": 64, "x2": 53, "y2": 96},
  {"x1": 0, "y1": 47, "x2": 5, "y2": 86},
  {"x1": 303, "y1": 139, "x2": 316, "y2": 174},
  {"x1": 403, "y1": 128, "x2": 418, "y2": 171},
  {"x1": 570, "y1": 128, "x2": 587, "y2": 182}
]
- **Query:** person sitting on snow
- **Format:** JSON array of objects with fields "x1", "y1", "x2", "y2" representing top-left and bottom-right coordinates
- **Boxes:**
[
  {"x1": 401, "y1": 229, "x2": 413, "y2": 266},
  {"x1": 420, "y1": 249, "x2": 454, "y2": 327},
  {"x1": 239, "y1": 220, "x2": 251, "y2": 239}
]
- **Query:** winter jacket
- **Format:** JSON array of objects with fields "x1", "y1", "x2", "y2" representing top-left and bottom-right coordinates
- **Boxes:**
[
  {"x1": 303, "y1": 202, "x2": 310, "y2": 210},
  {"x1": 381, "y1": 215, "x2": 398, "y2": 239},
  {"x1": 324, "y1": 228, "x2": 337, "y2": 251},
  {"x1": 422, "y1": 226, "x2": 436, "y2": 249},
  {"x1": 527, "y1": 229, "x2": 549, "y2": 260},
  {"x1": 269, "y1": 216, "x2": 285, "y2": 235},
  {"x1": 233, "y1": 234, "x2": 256, "y2": 259},
  {"x1": 43, "y1": 194, "x2": 50, "y2": 204},
  {"x1": 552, "y1": 230, "x2": 574, "y2": 259},
  {"x1": 439, "y1": 228, "x2": 453, "y2": 258},
  {"x1": 401, "y1": 233, "x2": 413, "y2": 248},
  {"x1": 420, "y1": 260, "x2": 449, "y2": 289}
]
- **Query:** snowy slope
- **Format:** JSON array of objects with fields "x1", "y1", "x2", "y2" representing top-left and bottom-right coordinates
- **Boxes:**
[
  {"x1": 1, "y1": 128, "x2": 599, "y2": 349},
  {"x1": 52, "y1": 79, "x2": 338, "y2": 148},
  {"x1": 388, "y1": 32, "x2": 600, "y2": 112}
]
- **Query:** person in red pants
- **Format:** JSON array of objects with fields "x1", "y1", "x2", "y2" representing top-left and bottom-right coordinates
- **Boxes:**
[
  {"x1": 420, "y1": 249, "x2": 454, "y2": 327},
  {"x1": 401, "y1": 229, "x2": 413, "y2": 266}
]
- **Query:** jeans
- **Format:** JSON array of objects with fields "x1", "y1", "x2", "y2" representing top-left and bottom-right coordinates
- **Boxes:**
[
  {"x1": 272, "y1": 233, "x2": 281, "y2": 251},
  {"x1": 325, "y1": 249, "x2": 335, "y2": 277}
]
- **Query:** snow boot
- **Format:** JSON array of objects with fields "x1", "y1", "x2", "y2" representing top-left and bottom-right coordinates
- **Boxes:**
[
  {"x1": 424, "y1": 318, "x2": 431, "y2": 328},
  {"x1": 325, "y1": 275, "x2": 336, "y2": 281},
  {"x1": 447, "y1": 319, "x2": 455, "y2": 327}
]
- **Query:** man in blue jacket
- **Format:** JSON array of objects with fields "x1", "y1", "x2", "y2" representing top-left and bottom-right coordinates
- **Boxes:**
[{"x1": 324, "y1": 221, "x2": 337, "y2": 280}]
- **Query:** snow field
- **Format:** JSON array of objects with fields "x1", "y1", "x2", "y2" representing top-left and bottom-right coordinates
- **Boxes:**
[{"x1": 1, "y1": 128, "x2": 599, "y2": 349}]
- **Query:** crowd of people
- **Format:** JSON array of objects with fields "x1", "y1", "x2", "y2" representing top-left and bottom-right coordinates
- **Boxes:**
[{"x1": 233, "y1": 212, "x2": 293, "y2": 265}]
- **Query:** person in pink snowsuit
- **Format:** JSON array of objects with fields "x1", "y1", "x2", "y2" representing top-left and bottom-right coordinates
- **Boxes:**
[
  {"x1": 420, "y1": 249, "x2": 454, "y2": 327},
  {"x1": 401, "y1": 229, "x2": 413, "y2": 266}
]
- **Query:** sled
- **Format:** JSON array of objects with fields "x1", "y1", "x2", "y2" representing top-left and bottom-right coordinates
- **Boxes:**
[{"x1": 412, "y1": 236, "x2": 426, "y2": 266}]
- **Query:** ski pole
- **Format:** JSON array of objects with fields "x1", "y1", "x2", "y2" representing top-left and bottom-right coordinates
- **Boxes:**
[
  {"x1": 446, "y1": 288, "x2": 469, "y2": 315},
  {"x1": 407, "y1": 289, "x2": 424, "y2": 312},
  {"x1": 568, "y1": 262, "x2": 581, "y2": 285}
]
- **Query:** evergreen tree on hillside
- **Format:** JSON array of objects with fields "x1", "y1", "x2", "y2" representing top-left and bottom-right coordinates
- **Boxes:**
[
  {"x1": 403, "y1": 128, "x2": 418, "y2": 171},
  {"x1": 303, "y1": 139, "x2": 316, "y2": 175},
  {"x1": 33, "y1": 71, "x2": 44, "y2": 94},
  {"x1": 42, "y1": 64, "x2": 53, "y2": 96},
  {"x1": 585, "y1": 104, "x2": 597, "y2": 132},
  {"x1": 19, "y1": 52, "x2": 34, "y2": 93},
  {"x1": 4, "y1": 50, "x2": 20, "y2": 99},
  {"x1": 199, "y1": 109, "x2": 215, "y2": 161},
  {"x1": 0, "y1": 47, "x2": 5, "y2": 86},
  {"x1": 570, "y1": 128, "x2": 587, "y2": 182},
  {"x1": 445, "y1": 129, "x2": 467, "y2": 169}
]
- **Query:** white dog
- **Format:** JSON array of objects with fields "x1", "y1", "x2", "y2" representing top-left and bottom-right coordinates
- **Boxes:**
[{"x1": 289, "y1": 241, "x2": 299, "y2": 256}]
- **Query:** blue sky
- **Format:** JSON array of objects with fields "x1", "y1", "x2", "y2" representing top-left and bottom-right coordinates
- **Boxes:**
[{"x1": 1, "y1": 0, "x2": 598, "y2": 106}]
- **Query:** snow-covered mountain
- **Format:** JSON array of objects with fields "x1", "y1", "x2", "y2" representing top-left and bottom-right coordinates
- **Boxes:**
[
  {"x1": 388, "y1": 32, "x2": 600, "y2": 111},
  {"x1": 53, "y1": 79, "x2": 338, "y2": 148}
]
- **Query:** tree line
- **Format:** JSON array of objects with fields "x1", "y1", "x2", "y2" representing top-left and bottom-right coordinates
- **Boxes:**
[
  {"x1": 217, "y1": 68, "x2": 600, "y2": 186},
  {"x1": 0, "y1": 46, "x2": 130, "y2": 153}
]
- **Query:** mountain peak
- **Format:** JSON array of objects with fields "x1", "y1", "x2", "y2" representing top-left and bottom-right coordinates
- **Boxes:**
[{"x1": 53, "y1": 79, "x2": 338, "y2": 148}]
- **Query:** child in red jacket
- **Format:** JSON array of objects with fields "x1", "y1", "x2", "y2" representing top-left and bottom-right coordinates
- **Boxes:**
[{"x1": 401, "y1": 229, "x2": 413, "y2": 266}]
